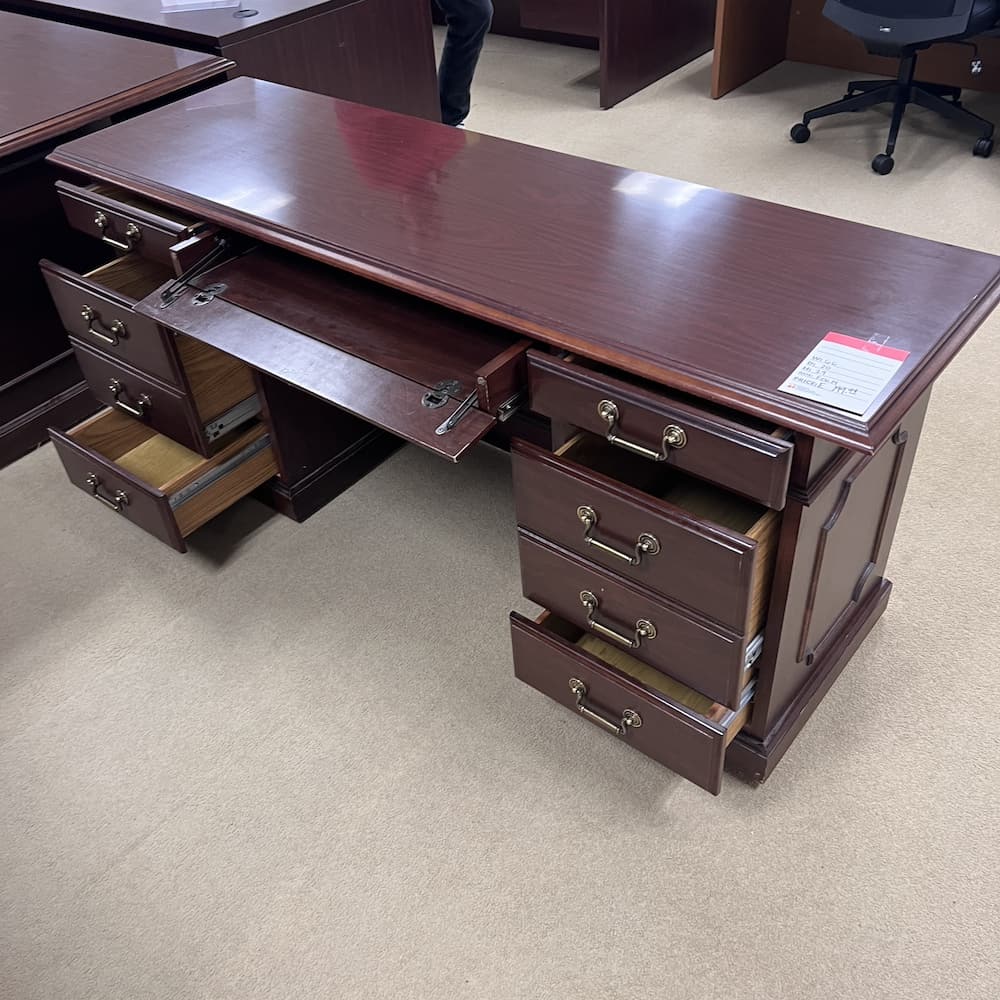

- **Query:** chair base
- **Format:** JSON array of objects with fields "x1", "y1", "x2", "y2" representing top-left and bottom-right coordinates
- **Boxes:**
[{"x1": 791, "y1": 52, "x2": 995, "y2": 173}]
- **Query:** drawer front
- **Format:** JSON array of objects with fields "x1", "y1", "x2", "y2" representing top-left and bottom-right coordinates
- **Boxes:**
[
  {"x1": 518, "y1": 530, "x2": 752, "y2": 709},
  {"x1": 510, "y1": 612, "x2": 751, "y2": 795},
  {"x1": 512, "y1": 439, "x2": 759, "y2": 631},
  {"x1": 528, "y1": 351, "x2": 793, "y2": 509},
  {"x1": 49, "y1": 422, "x2": 185, "y2": 550},
  {"x1": 41, "y1": 261, "x2": 181, "y2": 386},
  {"x1": 56, "y1": 181, "x2": 193, "y2": 266},
  {"x1": 72, "y1": 344, "x2": 203, "y2": 454}
]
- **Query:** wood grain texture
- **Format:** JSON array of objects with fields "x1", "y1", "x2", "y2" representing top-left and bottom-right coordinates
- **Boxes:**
[
  {"x1": 518, "y1": 528, "x2": 754, "y2": 709},
  {"x1": 510, "y1": 610, "x2": 749, "y2": 794},
  {"x1": 174, "y1": 335, "x2": 256, "y2": 425},
  {"x1": 0, "y1": 11, "x2": 231, "y2": 157},
  {"x1": 49, "y1": 78, "x2": 1000, "y2": 452},
  {"x1": 712, "y1": 0, "x2": 792, "y2": 98},
  {"x1": 601, "y1": 0, "x2": 716, "y2": 108}
]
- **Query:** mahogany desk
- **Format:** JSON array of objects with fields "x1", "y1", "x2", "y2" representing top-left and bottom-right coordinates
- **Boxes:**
[
  {"x1": 1, "y1": 0, "x2": 439, "y2": 119},
  {"x1": 713, "y1": 0, "x2": 1000, "y2": 98},
  {"x1": 434, "y1": 0, "x2": 715, "y2": 108},
  {"x1": 0, "y1": 11, "x2": 231, "y2": 468},
  {"x1": 39, "y1": 78, "x2": 1000, "y2": 794}
]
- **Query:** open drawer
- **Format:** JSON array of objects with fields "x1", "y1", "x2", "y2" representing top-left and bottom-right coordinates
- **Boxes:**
[
  {"x1": 510, "y1": 611, "x2": 754, "y2": 795},
  {"x1": 42, "y1": 255, "x2": 259, "y2": 455},
  {"x1": 56, "y1": 181, "x2": 202, "y2": 267},
  {"x1": 49, "y1": 408, "x2": 277, "y2": 552},
  {"x1": 528, "y1": 350, "x2": 794, "y2": 509},
  {"x1": 135, "y1": 247, "x2": 531, "y2": 462},
  {"x1": 513, "y1": 434, "x2": 779, "y2": 635}
]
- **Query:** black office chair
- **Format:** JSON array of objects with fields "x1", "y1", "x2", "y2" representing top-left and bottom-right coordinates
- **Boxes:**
[{"x1": 790, "y1": 0, "x2": 1000, "y2": 174}]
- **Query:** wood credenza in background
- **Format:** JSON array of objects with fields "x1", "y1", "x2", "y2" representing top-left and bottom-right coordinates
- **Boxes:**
[
  {"x1": 0, "y1": 11, "x2": 232, "y2": 469},
  {"x1": 2, "y1": 0, "x2": 440, "y2": 119},
  {"x1": 35, "y1": 78, "x2": 1000, "y2": 795}
]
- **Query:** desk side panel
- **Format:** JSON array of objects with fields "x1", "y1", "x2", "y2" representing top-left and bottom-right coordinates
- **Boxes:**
[{"x1": 712, "y1": 0, "x2": 791, "y2": 98}]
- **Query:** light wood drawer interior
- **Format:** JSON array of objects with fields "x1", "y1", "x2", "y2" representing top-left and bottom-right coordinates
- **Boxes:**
[
  {"x1": 84, "y1": 254, "x2": 173, "y2": 300},
  {"x1": 52, "y1": 408, "x2": 277, "y2": 551}
]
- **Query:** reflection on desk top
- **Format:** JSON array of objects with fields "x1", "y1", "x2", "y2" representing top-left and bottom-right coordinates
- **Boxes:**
[
  {"x1": 0, "y1": 0, "x2": 360, "y2": 45},
  {"x1": 0, "y1": 11, "x2": 231, "y2": 159},
  {"x1": 47, "y1": 78, "x2": 1000, "y2": 452}
]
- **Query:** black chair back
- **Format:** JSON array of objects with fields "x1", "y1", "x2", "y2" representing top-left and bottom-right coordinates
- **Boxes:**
[{"x1": 823, "y1": 0, "x2": 976, "y2": 53}]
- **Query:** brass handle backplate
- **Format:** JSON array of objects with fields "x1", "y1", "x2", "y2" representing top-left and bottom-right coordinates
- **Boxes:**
[
  {"x1": 80, "y1": 305, "x2": 126, "y2": 346},
  {"x1": 568, "y1": 677, "x2": 642, "y2": 736},
  {"x1": 108, "y1": 378, "x2": 150, "y2": 419},
  {"x1": 577, "y1": 505, "x2": 660, "y2": 565},
  {"x1": 85, "y1": 473, "x2": 128, "y2": 512},
  {"x1": 579, "y1": 590, "x2": 656, "y2": 649},
  {"x1": 597, "y1": 399, "x2": 686, "y2": 462},
  {"x1": 93, "y1": 211, "x2": 141, "y2": 252}
]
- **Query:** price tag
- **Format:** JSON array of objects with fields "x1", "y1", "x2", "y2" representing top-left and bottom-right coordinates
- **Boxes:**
[{"x1": 778, "y1": 332, "x2": 910, "y2": 416}]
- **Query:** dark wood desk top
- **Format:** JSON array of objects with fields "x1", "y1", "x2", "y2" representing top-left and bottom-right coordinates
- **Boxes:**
[
  {"x1": 0, "y1": 11, "x2": 231, "y2": 158},
  {"x1": 0, "y1": 0, "x2": 357, "y2": 45},
  {"x1": 47, "y1": 78, "x2": 1000, "y2": 452}
]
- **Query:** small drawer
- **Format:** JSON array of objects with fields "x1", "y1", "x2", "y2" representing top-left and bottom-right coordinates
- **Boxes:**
[
  {"x1": 510, "y1": 611, "x2": 753, "y2": 795},
  {"x1": 41, "y1": 256, "x2": 182, "y2": 386},
  {"x1": 518, "y1": 529, "x2": 759, "y2": 709},
  {"x1": 512, "y1": 434, "x2": 780, "y2": 634},
  {"x1": 527, "y1": 350, "x2": 794, "y2": 509},
  {"x1": 56, "y1": 181, "x2": 199, "y2": 266},
  {"x1": 49, "y1": 408, "x2": 277, "y2": 552}
]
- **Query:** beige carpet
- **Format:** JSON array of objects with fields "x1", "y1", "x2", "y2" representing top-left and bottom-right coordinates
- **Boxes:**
[{"x1": 3, "y1": 33, "x2": 1000, "y2": 1000}]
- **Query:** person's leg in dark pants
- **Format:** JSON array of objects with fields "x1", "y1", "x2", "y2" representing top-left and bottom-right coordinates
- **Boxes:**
[{"x1": 436, "y1": 0, "x2": 493, "y2": 126}]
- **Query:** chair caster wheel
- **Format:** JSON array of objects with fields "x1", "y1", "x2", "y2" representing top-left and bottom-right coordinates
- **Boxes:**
[
  {"x1": 871, "y1": 153, "x2": 894, "y2": 175},
  {"x1": 790, "y1": 123, "x2": 811, "y2": 143},
  {"x1": 973, "y1": 137, "x2": 994, "y2": 158}
]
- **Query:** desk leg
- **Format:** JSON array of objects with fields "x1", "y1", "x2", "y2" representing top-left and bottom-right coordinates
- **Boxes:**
[
  {"x1": 601, "y1": 0, "x2": 716, "y2": 109},
  {"x1": 712, "y1": 0, "x2": 792, "y2": 98}
]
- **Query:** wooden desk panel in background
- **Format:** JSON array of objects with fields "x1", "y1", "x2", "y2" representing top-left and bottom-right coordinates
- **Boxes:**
[
  {"x1": 2, "y1": 0, "x2": 441, "y2": 119},
  {"x1": 713, "y1": 0, "x2": 1000, "y2": 98}
]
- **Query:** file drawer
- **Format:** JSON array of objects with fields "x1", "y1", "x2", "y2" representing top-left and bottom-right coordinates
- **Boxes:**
[
  {"x1": 49, "y1": 408, "x2": 277, "y2": 552},
  {"x1": 510, "y1": 611, "x2": 754, "y2": 795},
  {"x1": 512, "y1": 434, "x2": 780, "y2": 634},
  {"x1": 527, "y1": 350, "x2": 794, "y2": 509}
]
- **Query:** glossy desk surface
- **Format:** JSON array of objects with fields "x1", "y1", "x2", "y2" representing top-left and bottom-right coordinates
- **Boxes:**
[
  {"x1": 0, "y1": 11, "x2": 231, "y2": 158},
  {"x1": 0, "y1": 0, "x2": 356, "y2": 44},
  {"x1": 48, "y1": 78, "x2": 1000, "y2": 451}
]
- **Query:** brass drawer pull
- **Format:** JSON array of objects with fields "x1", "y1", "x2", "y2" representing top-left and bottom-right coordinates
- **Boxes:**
[
  {"x1": 568, "y1": 677, "x2": 642, "y2": 736},
  {"x1": 597, "y1": 399, "x2": 686, "y2": 461},
  {"x1": 85, "y1": 473, "x2": 129, "y2": 512},
  {"x1": 108, "y1": 378, "x2": 150, "y2": 419},
  {"x1": 80, "y1": 305, "x2": 126, "y2": 346},
  {"x1": 93, "y1": 211, "x2": 141, "y2": 251},
  {"x1": 577, "y1": 505, "x2": 660, "y2": 565},
  {"x1": 579, "y1": 590, "x2": 656, "y2": 649}
]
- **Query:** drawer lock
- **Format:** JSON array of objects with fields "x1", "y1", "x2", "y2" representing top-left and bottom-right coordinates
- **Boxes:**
[
  {"x1": 577, "y1": 505, "x2": 660, "y2": 565},
  {"x1": 568, "y1": 677, "x2": 642, "y2": 737},
  {"x1": 579, "y1": 590, "x2": 656, "y2": 650},
  {"x1": 597, "y1": 399, "x2": 687, "y2": 461}
]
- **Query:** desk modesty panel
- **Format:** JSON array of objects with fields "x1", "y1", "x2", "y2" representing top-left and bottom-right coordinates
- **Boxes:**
[
  {"x1": 1, "y1": 0, "x2": 440, "y2": 119},
  {"x1": 39, "y1": 79, "x2": 1000, "y2": 793},
  {"x1": 0, "y1": 10, "x2": 232, "y2": 468}
]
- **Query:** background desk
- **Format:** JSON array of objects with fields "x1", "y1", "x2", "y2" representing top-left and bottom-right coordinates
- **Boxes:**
[
  {"x1": 0, "y1": 11, "x2": 231, "y2": 469},
  {"x1": 2, "y1": 0, "x2": 440, "y2": 119},
  {"x1": 713, "y1": 0, "x2": 1000, "y2": 98},
  {"x1": 436, "y1": 0, "x2": 715, "y2": 108}
]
